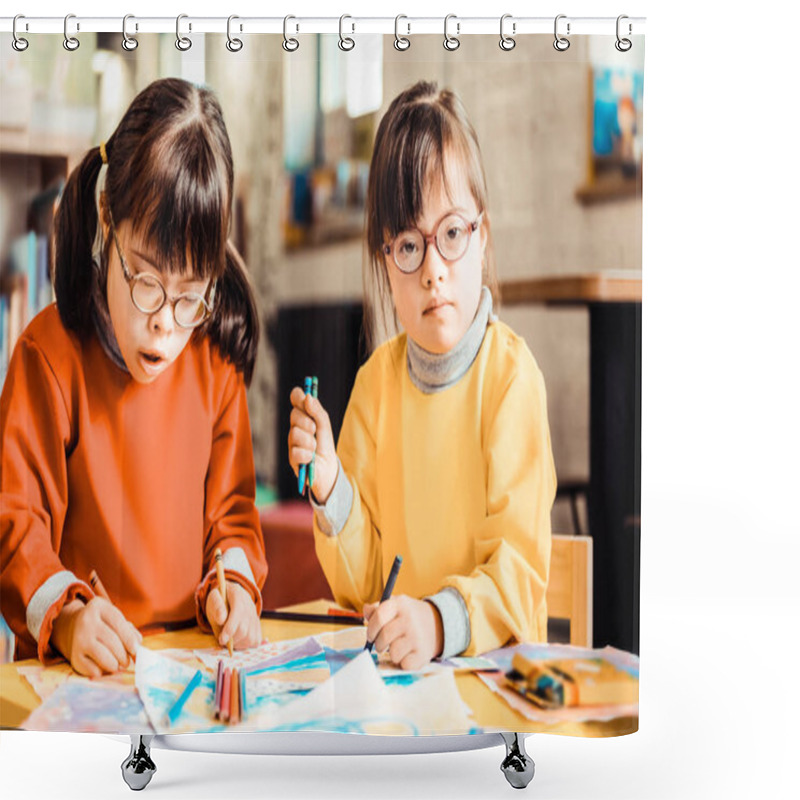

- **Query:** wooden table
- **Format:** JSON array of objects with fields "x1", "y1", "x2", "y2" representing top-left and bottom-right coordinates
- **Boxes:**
[
  {"x1": 501, "y1": 272, "x2": 642, "y2": 654},
  {"x1": 0, "y1": 601, "x2": 636, "y2": 737}
]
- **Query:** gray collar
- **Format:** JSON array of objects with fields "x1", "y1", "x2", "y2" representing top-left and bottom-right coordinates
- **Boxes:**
[{"x1": 407, "y1": 286, "x2": 495, "y2": 394}]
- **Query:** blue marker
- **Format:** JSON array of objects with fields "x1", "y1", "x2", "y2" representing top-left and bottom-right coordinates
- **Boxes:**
[
  {"x1": 365, "y1": 555, "x2": 403, "y2": 652},
  {"x1": 297, "y1": 376, "x2": 313, "y2": 494}
]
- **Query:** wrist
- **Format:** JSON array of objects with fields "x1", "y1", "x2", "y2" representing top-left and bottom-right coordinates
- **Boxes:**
[
  {"x1": 311, "y1": 459, "x2": 338, "y2": 505},
  {"x1": 425, "y1": 600, "x2": 444, "y2": 658}
]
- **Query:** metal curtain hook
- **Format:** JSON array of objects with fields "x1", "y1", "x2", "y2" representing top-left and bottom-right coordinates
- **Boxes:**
[
  {"x1": 443, "y1": 14, "x2": 460, "y2": 51},
  {"x1": 615, "y1": 14, "x2": 632, "y2": 52},
  {"x1": 553, "y1": 14, "x2": 570, "y2": 51},
  {"x1": 283, "y1": 15, "x2": 299, "y2": 52},
  {"x1": 339, "y1": 14, "x2": 355, "y2": 51},
  {"x1": 63, "y1": 13, "x2": 80, "y2": 51},
  {"x1": 122, "y1": 14, "x2": 138, "y2": 51},
  {"x1": 227, "y1": 15, "x2": 243, "y2": 52},
  {"x1": 175, "y1": 14, "x2": 192, "y2": 51},
  {"x1": 499, "y1": 14, "x2": 516, "y2": 51},
  {"x1": 394, "y1": 15, "x2": 410, "y2": 51},
  {"x1": 12, "y1": 15, "x2": 29, "y2": 52}
]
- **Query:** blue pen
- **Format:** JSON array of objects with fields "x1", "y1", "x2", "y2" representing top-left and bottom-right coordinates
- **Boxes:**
[
  {"x1": 297, "y1": 376, "x2": 313, "y2": 494},
  {"x1": 166, "y1": 669, "x2": 203, "y2": 726},
  {"x1": 365, "y1": 555, "x2": 403, "y2": 652}
]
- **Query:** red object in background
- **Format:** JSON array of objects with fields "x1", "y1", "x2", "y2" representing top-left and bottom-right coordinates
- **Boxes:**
[{"x1": 259, "y1": 501, "x2": 334, "y2": 609}]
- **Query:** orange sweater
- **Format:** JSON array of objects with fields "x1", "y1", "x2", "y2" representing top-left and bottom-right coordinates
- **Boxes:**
[{"x1": 0, "y1": 305, "x2": 267, "y2": 662}]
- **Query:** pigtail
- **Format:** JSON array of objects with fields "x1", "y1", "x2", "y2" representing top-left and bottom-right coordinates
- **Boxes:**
[
  {"x1": 204, "y1": 241, "x2": 259, "y2": 387},
  {"x1": 53, "y1": 147, "x2": 103, "y2": 337}
]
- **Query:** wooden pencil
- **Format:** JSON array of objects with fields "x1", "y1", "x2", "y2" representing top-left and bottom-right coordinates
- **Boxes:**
[
  {"x1": 88, "y1": 569, "x2": 111, "y2": 601},
  {"x1": 214, "y1": 548, "x2": 233, "y2": 657},
  {"x1": 219, "y1": 666, "x2": 231, "y2": 723},
  {"x1": 229, "y1": 668, "x2": 240, "y2": 725}
]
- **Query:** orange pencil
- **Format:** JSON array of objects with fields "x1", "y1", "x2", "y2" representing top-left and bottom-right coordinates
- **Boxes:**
[
  {"x1": 214, "y1": 548, "x2": 233, "y2": 657},
  {"x1": 89, "y1": 569, "x2": 111, "y2": 601},
  {"x1": 229, "y1": 668, "x2": 240, "y2": 725}
]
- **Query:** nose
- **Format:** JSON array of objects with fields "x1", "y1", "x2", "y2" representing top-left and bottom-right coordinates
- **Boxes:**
[
  {"x1": 419, "y1": 240, "x2": 447, "y2": 287},
  {"x1": 147, "y1": 301, "x2": 175, "y2": 335}
]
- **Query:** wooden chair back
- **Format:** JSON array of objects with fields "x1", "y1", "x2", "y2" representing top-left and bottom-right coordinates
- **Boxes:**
[{"x1": 547, "y1": 534, "x2": 593, "y2": 647}]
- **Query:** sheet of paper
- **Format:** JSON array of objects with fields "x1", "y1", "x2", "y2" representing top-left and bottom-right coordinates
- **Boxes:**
[
  {"x1": 135, "y1": 646, "x2": 221, "y2": 734},
  {"x1": 22, "y1": 680, "x2": 152, "y2": 733},
  {"x1": 256, "y1": 650, "x2": 476, "y2": 735}
]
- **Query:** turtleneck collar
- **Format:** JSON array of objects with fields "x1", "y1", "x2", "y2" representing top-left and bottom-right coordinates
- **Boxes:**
[{"x1": 406, "y1": 286, "x2": 496, "y2": 394}]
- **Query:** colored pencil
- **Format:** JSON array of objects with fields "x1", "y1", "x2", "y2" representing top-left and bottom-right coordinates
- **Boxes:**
[
  {"x1": 166, "y1": 669, "x2": 202, "y2": 726},
  {"x1": 308, "y1": 376, "x2": 319, "y2": 488},
  {"x1": 214, "y1": 660, "x2": 223, "y2": 718},
  {"x1": 297, "y1": 376, "x2": 313, "y2": 494},
  {"x1": 88, "y1": 569, "x2": 111, "y2": 601},
  {"x1": 229, "y1": 668, "x2": 240, "y2": 724},
  {"x1": 219, "y1": 666, "x2": 231, "y2": 723},
  {"x1": 260, "y1": 609, "x2": 365, "y2": 626},
  {"x1": 240, "y1": 669, "x2": 247, "y2": 721},
  {"x1": 214, "y1": 548, "x2": 233, "y2": 657}
]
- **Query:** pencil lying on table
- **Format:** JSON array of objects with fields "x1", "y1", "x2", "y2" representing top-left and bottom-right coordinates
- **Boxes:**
[{"x1": 260, "y1": 609, "x2": 365, "y2": 626}]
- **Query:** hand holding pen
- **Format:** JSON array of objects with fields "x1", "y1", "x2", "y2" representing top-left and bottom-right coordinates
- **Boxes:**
[{"x1": 288, "y1": 377, "x2": 338, "y2": 503}]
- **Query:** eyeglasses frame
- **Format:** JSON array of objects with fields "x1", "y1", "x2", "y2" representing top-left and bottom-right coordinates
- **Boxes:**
[{"x1": 382, "y1": 211, "x2": 484, "y2": 274}]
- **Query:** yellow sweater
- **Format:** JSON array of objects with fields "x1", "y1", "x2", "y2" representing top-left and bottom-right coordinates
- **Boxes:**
[{"x1": 314, "y1": 320, "x2": 556, "y2": 655}]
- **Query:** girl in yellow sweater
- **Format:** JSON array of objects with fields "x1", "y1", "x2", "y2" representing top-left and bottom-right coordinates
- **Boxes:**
[{"x1": 288, "y1": 81, "x2": 556, "y2": 670}]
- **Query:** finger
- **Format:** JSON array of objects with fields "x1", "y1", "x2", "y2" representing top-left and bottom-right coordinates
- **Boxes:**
[
  {"x1": 373, "y1": 616, "x2": 406, "y2": 654},
  {"x1": 288, "y1": 426, "x2": 317, "y2": 455},
  {"x1": 96, "y1": 624, "x2": 130, "y2": 669},
  {"x1": 389, "y1": 634, "x2": 416, "y2": 668},
  {"x1": 363, "y1": 602, "x2": 377, "y2": 622},
  {"x1": 87, "y1": 639, "x2": 122, "y2": 674},
  {"x1": 289, "y1": 445, "x2": 315, "y2": 473},
  {"x1": 289, "y1": 406, "x2": 317, "y2": 435},
  {"x1": 72, "y1": 652, "x2": 102, "y2": 679},
  {"x1": 366, "y1": 599, "x2": 399, "y2": 645},
  {"x1": 100, "y1": 605, "x2": 141, "y2": 660},
  {"x1": 206, "y1": 588, "x2": 229, "y2": 631},
  {"x1": 398, "y1": 646, "x2": 425, "y2": 672},
  {"x1": 290, "y1": 386, "x2": 310, "y2": 409}
]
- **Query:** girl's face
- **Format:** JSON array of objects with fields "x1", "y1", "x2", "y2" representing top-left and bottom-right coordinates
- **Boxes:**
[
  {"x1": 104, "y1": 219, "x2": 211, "y2": 384},
  {"x1": 384, "y1": 163, "x2": 487, "y2": 355}
]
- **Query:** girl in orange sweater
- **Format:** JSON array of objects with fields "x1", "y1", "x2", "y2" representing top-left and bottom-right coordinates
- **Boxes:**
[{"x1": 0, "y1": 78, "x2": 267, "y2": 676}]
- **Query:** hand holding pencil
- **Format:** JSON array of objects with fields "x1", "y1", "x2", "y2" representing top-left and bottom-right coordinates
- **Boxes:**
[
  {"x1": 287, "y1": 379, "x2": 338, "y2": 503},
  {"x1": 205, "y1": 548, "x2": 262, "y2": 654}
]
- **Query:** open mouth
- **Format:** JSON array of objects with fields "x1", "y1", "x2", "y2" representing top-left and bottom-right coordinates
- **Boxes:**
[{"x1": 138, "y1": 350, "x2": 168, "y2": 375}]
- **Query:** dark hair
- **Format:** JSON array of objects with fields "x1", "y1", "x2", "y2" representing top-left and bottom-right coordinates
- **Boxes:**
[
  {"x1": 54, "y1": 77, "x2": 259, "y2": 385},
  {"x1": 364, "y1": 80, "x2": 498, "y2": 351}
]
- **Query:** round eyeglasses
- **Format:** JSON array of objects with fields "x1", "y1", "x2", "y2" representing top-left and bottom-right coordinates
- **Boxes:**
[
  {"x1": 108, "y1": 211, "x2": 216, "y2": 329},
  {"x1": 383, "y1": 212, "x2": 483, "y2": 274}
]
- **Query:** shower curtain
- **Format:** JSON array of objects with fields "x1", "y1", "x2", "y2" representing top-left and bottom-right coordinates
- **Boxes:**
[{"x1": 0, "y1": 22, "x2": 643, "y2": 738}]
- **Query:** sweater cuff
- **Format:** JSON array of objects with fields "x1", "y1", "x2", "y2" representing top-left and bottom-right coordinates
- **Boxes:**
[
  {"x1": 27, "y1": 571, "x2": 94, "y2": 665},
  {"x1": 426, "y1": 587, "x2": 471, "y2": 659},
  {"x1": 195, "y1": 546, "x2": 262, "y2": 633},
  {"x1": 309, "y1": 457, "x2": 353, "y2": 537}
]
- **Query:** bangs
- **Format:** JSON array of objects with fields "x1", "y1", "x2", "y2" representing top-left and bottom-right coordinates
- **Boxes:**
[
  {"x1": 368, "y1": 99, "x2": 486, "y2": 254},
  {"x1": 120, "y1": 126, "x2": 229, "y2": 281}
]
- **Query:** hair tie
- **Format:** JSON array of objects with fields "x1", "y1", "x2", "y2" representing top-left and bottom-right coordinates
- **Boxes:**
[{"x1": 99, "y1": 141, "x2": 108, "y2": 164}]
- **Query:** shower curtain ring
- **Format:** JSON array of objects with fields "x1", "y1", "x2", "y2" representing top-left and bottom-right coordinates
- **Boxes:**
[
  {"x1": 12, "y1": 15, "x2": 29, "y2": 52},
  {"x1": 63, "y1": 13, "x2": 80, "y2": 51},
  {"x1": 226, "y1": 15, "x2": 243, "y2": 52},
  {"x1": 339, "y1": 15, "x2": 355, "y2": 51},
  {"x1": 122, "y1": 15, "x2": 138, "y2": 51},
  {"x1": 283, "y1": 15, "x2": 299, "y2": 52},
  {"x1": 443, "y1": 14, "x2": 460, "y2": 51},
  {"x1": 175, "y1": 14, "x2": 192, "y2": 51},
  {"x1": 499, "y1": 14, "x2": 516, "y2": 51},
  {"x1": 394, "y1": 15, "x2": 410, "y2": 51},
  {"x1": 553, "y1": 14, "x2": 570, "y2": 51},
  {"x1": 615, "y1": 15, "x2": 633, "y2": 51}
]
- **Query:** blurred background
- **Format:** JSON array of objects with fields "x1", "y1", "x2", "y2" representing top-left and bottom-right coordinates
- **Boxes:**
[{"x1": 0, "y1": 32, "x2": 643, "y2": 652}]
